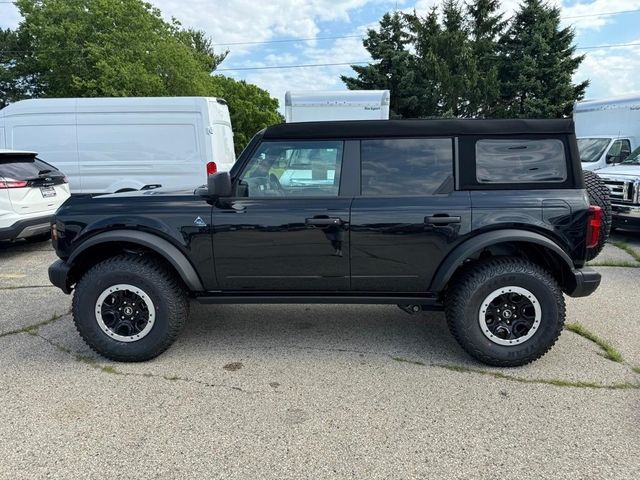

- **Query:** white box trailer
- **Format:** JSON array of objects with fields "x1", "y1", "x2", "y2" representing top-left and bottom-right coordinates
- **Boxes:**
[
  {"x1": 0, "y1": 97, "x2": 235, "y2": 194},
  {"x1": 574, "y1": 95, "x2": 640, "y2": 171},
  {"x1": 285, "y1": 90, "x2": 390, "y2": 123}
]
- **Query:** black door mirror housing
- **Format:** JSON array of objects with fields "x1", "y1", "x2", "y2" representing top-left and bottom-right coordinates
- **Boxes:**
[{"x1": 207, "y1": 171, "x2": 232, "y2": 197}]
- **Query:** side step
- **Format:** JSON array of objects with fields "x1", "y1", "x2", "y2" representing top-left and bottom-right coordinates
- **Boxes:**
[{"x1": 195, "y1": 293, "x2": 442, "y2": 308}]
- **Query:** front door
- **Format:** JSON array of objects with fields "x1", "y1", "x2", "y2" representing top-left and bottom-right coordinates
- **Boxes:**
[{"x1": 212, "y1": 139, "x2": 351, "y2": 291}]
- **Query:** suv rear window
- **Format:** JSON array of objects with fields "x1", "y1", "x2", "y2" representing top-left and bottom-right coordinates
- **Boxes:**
[
  {"x1": 0, "y1": 156, "x2": 57, "y2": 180},
  {"x1": 475, "y1": 139, "x2": 567, "y2": 184},
  {"x1": 361, "y1": 138, "x2": 453, "y2": 196}
]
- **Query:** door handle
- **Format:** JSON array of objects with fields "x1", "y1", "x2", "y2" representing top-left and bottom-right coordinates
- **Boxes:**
[
  {"x1": 425, "y1": 215, "x2": 461, "y2": 225},
  {"x1": 306, "y1": 217, "x2": 343, "y2": 227}
]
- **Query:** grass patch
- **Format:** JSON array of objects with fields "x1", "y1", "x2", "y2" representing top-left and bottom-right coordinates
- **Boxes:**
[
  {"x1": 565, "y1": 322, "x2": 624, "y2": 363},
  {"x1": 392, "y1": 356, "x2": 426, "y2": 366},
  {"x1": 588, "y1": 260, "x2": 640, "y2": 268},
  {"x1": 0, "y1": 310, "x2": 68, "y2": 338},
  {"x1": 0, "y1": 285, "x2": 55, "y2": 290},
  {"x1": 613, "y1": 241, "x2": 640, "y2": 262},
  {"x1": 434, "y1": 363, "x2": 639, "y2": 390},
  {"x1": 632, "y1": 367, "x2": 640, "y2": 375}
]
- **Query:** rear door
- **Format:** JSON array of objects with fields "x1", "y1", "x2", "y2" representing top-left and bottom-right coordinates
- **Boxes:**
[
  {"x1": 350, "y1": 137, "x2": 472, "y2": 292},
  {"x1": 0, "y1": 155, "x2": 68, "y2": 214}
]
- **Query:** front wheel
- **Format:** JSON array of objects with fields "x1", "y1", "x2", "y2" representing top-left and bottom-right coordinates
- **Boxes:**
[
  {"x1": 72, "y1": 254, "x2": 188, "y2": 361},
  {"x1": 445, "y1": 257, "x2": 565, "y2": 367}
]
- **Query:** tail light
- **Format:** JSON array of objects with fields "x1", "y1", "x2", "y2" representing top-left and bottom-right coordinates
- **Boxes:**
[
  {"x1": 206, "y1": 162, "x2": 217, "y2": 176},
  {"x1": 0, "y1": 178, "x2": 28, "y2": 189},
  {"x1": 586, "y1": 205, "x2": 603, "y2": 249},
  {"x1": 51, "y1": 224, "x2": 58, "y2": 242},
  {"x1": 62, "y1": 176, "x2": 69, "y2": 184}
]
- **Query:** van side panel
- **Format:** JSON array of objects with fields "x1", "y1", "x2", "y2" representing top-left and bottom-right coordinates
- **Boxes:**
[
  {"x1": 7, "y1": 112, "x2": 80, "y2": 190},
  {"x1": 76, "y1": 111, "x2": 205, "y2": 194}
]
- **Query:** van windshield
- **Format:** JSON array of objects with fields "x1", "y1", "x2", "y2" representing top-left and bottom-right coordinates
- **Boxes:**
[
  {"x1": 577, "y1": 138, "x2": 611, "y2": 163},
  {"x1": 622, "y1": 146, "x2": 640, "y2": 165}
]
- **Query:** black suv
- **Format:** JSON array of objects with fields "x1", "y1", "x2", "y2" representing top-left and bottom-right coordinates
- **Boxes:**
[{"x1": 49, "y1": 119, "x2": 603, "y2": 366}]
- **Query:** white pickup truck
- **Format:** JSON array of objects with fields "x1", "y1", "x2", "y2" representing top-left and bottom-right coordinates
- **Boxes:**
[{"x1": 596, "y1": 148, "x2": 640, "y2": 230}]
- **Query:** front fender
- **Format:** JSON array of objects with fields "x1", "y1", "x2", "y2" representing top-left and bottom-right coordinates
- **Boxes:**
[{"x1": 68, "y1": 230, "x2": 205, "y2": 291}]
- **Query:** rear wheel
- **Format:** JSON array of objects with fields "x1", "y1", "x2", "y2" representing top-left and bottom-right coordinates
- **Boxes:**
[
  {"x1": 583, "y1": 170, "x2": 612, "y2": 260},
  {"x1": 72, "y1": 254, "x2": 188, "y2": 361},
  {"x1": 445, "y1": 257, "x2": 565, "y2": 367}
]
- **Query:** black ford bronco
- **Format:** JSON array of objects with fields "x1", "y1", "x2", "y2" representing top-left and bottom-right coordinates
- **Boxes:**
[{"x1": 49, "y1": 119, "x2": 603, "y2": 367}]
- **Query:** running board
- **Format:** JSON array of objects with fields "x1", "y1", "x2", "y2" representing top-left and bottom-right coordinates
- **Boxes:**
[{"x1": 195, "y1": 293, "x2": 442, "y2": 307}]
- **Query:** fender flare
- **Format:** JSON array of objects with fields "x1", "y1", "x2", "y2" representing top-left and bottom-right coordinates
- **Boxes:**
[
  {"x1": 429, "y1": 229, "x2": 574, "y2": 292},
  {"x1": 68, "y1": 230, "x2": 205, "y2": 291}
]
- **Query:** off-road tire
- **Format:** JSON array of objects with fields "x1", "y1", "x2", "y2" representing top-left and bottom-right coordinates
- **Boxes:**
[
  {"x1": 445, "y1": 257, "x2": 565, "y2": 367},
  {"x1": 583, "y1": 170, "x2": 612, "y2": 261},
  {"x1": 72, "y1": 254, "x2": 188, "y2": 362}
]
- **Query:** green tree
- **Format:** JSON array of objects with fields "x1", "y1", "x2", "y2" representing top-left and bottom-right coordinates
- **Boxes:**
[
  {"x1": 341, "y1": 12, "x2": 413, "y2": 117},
  {"x1": 466, "y1": 0, "x2": 505, "y2": 116},
  {"x1": 12, "y1": 0, "x2": 218, "y2": 97},
  {"x1": 436, "y1": 0, "x2": 480, "y2": 117},
  {"x1": 404, "y1": 8, "x2": 445, "y2": 117},
  {"x1": 210, "y1": 75, "x2": 283, "y2": 154},
  {"x1": 497, "y1": 0, "x2": 588, "y2": 117}
]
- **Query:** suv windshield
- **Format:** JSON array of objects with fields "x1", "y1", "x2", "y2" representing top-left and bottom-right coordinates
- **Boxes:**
[
  {"x1": 577, "y1": 138, "x2": 611, "y2": 163},
  {"x1": 621, "y1": 146, "x2": 640, "y2": 165}
]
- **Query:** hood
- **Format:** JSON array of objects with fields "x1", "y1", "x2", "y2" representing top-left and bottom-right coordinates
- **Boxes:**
[{"x1": 595, "y1": 164, "x2": 640, "y2": 177}]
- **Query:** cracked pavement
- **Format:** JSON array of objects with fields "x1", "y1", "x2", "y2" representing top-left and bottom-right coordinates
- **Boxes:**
[{"x1": 1, "y1": 239, "x2": 639, "y2": 479}]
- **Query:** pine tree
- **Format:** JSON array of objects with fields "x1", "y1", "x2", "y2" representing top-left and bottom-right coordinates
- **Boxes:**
[
  {"x1": 466, "y1": 0, "x2": 505, "y2": 116},
  {"x1": 341, "y1": 12, "x2": 413, "y2": 117},
  {"x1": 498, "y1": 0, "x2": 588, "y2": 117},
  {"x1": 436, "y1": 0, "x2": 480, "y2": 117}
]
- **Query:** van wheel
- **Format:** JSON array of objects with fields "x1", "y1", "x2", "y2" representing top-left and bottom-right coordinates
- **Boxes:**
[
  {"x1": 583, "y1": 170, "x2": 612, "y2": 260},
  {"x1": 445, "y1": 257, "x2": 565, "y2": 367},
  {"x1": 72, "y1": 254, "x2": 188, "y2": 362}
]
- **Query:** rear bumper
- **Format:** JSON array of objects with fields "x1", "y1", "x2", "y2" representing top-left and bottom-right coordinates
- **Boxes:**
[
  {"x1": 48, "y1": 259, "x2": 72, "y2": 294},
  {"x1": 566, "y1": 267, "x2": 601, "y2": 298},
  {"x1": 611, "y1": 204, "x2": 640, "y2": 228},
  {"x1": 0, "y1": 215, "x2": 53, "y2": 241}
]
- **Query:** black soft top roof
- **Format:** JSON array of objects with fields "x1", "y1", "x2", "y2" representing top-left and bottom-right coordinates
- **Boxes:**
[{"x1": 262, "y1": 118, "x2": 574, "y2": 140}]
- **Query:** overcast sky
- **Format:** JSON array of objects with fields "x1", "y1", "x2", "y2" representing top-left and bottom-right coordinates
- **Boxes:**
[{"x1": 2, "y1": 0, "x2": 639, "y2": 110}]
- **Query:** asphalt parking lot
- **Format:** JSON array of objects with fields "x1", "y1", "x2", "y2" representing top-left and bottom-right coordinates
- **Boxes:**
[{"x1": 1, "y1": 235, "x2": 639, "y2": 479}]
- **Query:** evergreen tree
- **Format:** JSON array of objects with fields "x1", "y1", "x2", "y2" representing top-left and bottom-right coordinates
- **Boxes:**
[
  {"x1": 437, "y1": 0, "x2": 479, "y2": 117},
  {"x1": 498, "y1": 0, "x2": 588, "y2": 117},
  {"x1": 341, "y1": 12, "x2": 413, "y2": 117},
  {"x1": 466, "y1": 0, "x2": 505, "y2": 116}
]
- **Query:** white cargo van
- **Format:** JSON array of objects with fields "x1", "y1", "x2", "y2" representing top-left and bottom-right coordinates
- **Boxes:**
[
  {"x1": 285, "y1": 90, "x2": 390, "y2": 123},
  {"x1": 574, "y1": 95, "x2": 640, "y2": 171},
  {"x1": 0, "y1": 97, "x2": 235, "y2": 194}
]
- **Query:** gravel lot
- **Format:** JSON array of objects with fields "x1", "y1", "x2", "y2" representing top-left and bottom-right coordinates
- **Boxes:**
[{"x1": 1, "y1": 235, "x2": 639, "y2": 479}]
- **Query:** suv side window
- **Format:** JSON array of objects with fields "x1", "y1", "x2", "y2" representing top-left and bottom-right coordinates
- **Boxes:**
[
  {"x1": 475, "y1": 139, "x2": 567, "y2": 184},
  {"x1": 237, "y1": 140, "x2": 343, "y2": 197},
  {"x1": 361, "y1": 138, "x2": 453, "y2": 196},
  {"x1": 606, "y1": 139, "x2": 631, "y2": 164}
]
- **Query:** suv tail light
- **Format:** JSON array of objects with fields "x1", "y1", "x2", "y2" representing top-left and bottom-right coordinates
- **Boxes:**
[
  {"x1": 206, "y1": 162, "x2": 217, "y2": 176},
  {"x1": 586, "y1": 205, "x2": 603, "y2": 249},
  {"x1": 0, "y1": 178, "x2": 28, "y2": 189}
]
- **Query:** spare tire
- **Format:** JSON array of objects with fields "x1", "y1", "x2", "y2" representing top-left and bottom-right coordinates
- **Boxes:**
[{"x1": 583, "y1": 170, "x2": 612, "y2": 261}]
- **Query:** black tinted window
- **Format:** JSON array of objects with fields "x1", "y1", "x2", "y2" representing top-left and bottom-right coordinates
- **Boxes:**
[
  {"x1": 361, "y1": 138, "x2": 453, "y2": 196},
  {"x1": 476, "y1": 139, "x2": 567, "y2": 183},
  {"x1": 0, "y1": 156, "x2": 57, "y2": 179}
]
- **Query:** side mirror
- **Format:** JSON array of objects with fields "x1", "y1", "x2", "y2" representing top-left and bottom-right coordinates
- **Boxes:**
[{"x1": 207, "y1": 171, "x2": 232, "y2": 197}]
